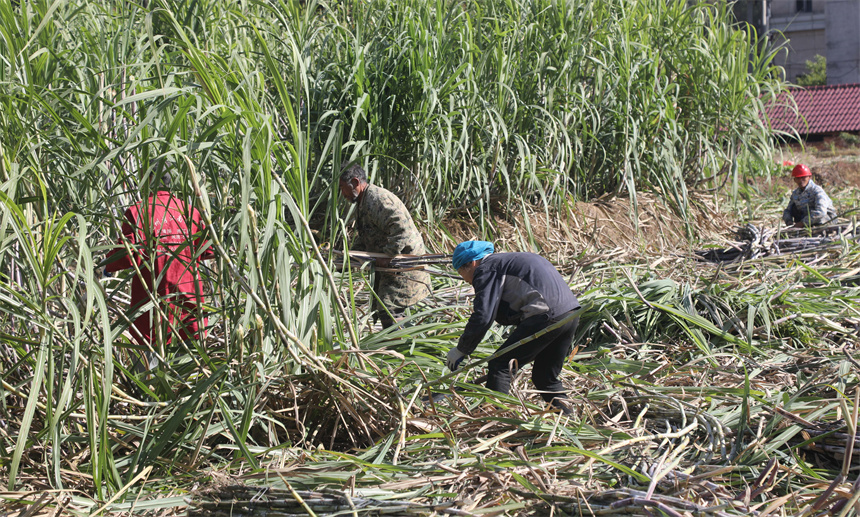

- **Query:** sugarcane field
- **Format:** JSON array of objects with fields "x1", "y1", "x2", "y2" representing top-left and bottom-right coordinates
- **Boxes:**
[{"x1": 3, "y1": 0, "x2": 860, "y2": 516}]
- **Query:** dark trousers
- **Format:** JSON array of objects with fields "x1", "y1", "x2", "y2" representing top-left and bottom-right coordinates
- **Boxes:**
[
  {"x1": 788, "y1": 204, "x2": 804, "y2": 224},
  {"x1": 376, "y1": 307, "x2": 406, "y2": 329},
  {"x1": 486, "y1": 312, "x2": 579, "y2": 403}
]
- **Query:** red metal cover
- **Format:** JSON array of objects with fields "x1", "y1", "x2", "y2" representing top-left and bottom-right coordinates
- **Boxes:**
[{"x1": 763, "y1": 83, "x2": 860, "y2": 136}]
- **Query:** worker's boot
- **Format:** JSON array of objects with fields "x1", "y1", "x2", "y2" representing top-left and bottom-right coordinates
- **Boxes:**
[
  {"x1": 376, "y1": 308, "x2": 406, "y2": 330},
  {"x1": 550, "y1": 397, "x2": 573, "y2": 416}
]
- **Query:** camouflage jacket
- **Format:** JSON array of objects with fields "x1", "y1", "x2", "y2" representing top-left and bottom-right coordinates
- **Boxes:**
[
  {"x1": 354, "y1": 184, "x2": 431, "y2": 308},
  {"x1": 782, "y1": 180, "x2": 837, "y2": 226}
]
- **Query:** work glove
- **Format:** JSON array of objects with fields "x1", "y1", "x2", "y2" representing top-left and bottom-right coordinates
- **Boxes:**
[{"x1": 446, "y1": 348, "x2": 466, "y2": 372}]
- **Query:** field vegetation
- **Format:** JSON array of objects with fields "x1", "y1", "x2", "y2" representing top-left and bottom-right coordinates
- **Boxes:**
[{"x1": 1, "y1": 0, "x2": 859, "y2": 515}]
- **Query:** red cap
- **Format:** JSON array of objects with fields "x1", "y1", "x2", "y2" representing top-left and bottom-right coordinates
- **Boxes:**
[{"x1": 791, "y1": 164, "x2": 811, "y2": 178}]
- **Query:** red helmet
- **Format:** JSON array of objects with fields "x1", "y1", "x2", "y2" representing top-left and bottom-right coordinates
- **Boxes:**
[{"x1": 791, "y1": 164, "x2": 812, "y2": 178}]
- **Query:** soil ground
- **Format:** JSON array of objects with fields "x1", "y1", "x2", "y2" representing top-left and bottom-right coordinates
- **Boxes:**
[
  {"x1": 437, "y1": 192, "x2": 730, "y2": 262},
  {"x1": 437, "y1": 140, "x2": 860, "y2": 261}
]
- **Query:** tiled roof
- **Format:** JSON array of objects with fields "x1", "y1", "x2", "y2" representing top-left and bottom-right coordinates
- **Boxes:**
[{"x1": 763, "y1": 83, "x2": 860, "y2": 136}]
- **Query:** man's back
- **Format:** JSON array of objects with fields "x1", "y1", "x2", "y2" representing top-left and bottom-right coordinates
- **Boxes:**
[
  {"x1": 128, "y1": 192, "x2": 205, "y2": 292},
  {"x1": 474, "y1": 252, "x2": 580, "y2": 324},
  {"x1": 106, "y1": 191, "x2": 211, "y2": 345},
  {"x1": 354, "y1": 184, "x2": 430, "y2": 308},
  {"x1": 355, "y1": 184, "x2": 427, "y2": 256}
]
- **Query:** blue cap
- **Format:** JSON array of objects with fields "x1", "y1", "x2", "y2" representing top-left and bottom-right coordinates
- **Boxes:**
[{"x1": 452, "y1": 241, "x2": 494, "y2": 270}]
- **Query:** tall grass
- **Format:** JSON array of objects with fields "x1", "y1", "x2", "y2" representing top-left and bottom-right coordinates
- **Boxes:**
[
  {"x1": 0, "y1": 0, "x2": 785, "y2": 227},
  {"x1": 303, "y1": 0, "x2": 785, "y2": 227},
  {"x1": 0, "y1": 0, "x2": 819, "y2": 512}
]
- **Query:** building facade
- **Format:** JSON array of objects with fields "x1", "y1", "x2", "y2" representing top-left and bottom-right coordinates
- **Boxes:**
[{"x1": 735, "y1": 0, "x2": 860, "y2": 85}]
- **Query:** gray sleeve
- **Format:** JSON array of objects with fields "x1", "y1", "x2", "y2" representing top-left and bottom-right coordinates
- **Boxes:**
[{"x1": 808, "y1": 188, "x2": 834, "y2": 225}]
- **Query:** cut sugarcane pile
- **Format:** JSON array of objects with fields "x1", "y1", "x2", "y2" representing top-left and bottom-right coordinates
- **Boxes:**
[
  {"x1": 187, "y1": 485, "x2": 460, "y2": 516},
  {"x1": 696, "y1": 222, "x2": 860, "y2": 263}
]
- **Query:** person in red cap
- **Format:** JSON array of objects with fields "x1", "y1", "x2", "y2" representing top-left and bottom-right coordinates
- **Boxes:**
[
  {"x1": 104, "y1": 173, "x2": 214, "y2": 371},
  {"x1": 782, "y1": 164, "x2": 837, "y2": 228}
]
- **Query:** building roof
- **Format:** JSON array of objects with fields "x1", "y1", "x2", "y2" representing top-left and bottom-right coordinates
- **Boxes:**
[{"x1": 764, "y1": 83, "x2": 860, "y2": 136}]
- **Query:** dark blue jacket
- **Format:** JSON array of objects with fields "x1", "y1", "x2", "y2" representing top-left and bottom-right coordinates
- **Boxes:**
[{"x1": 457, "y1": 253, "x2": 580, "y2": 354}]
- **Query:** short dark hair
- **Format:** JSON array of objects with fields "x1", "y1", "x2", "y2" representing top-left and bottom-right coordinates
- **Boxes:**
[
  {"x1": 148, "y1": 160, "x2": 173, "y2": 190},
  {"x1": 339, "y1": 163, "x2": 367, "y2": 184},
  {"x1": 159, "y1": 170, "x2": 173, "y2": 190}
]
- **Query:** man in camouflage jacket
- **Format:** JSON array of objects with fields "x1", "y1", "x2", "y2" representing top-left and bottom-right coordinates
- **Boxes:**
[
  {"x1": 340, "y1": 163, "x2": 431, "y2": 327},
  {"x1": 782, "y1": 164, "x2": 837, "y2": 228}
]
